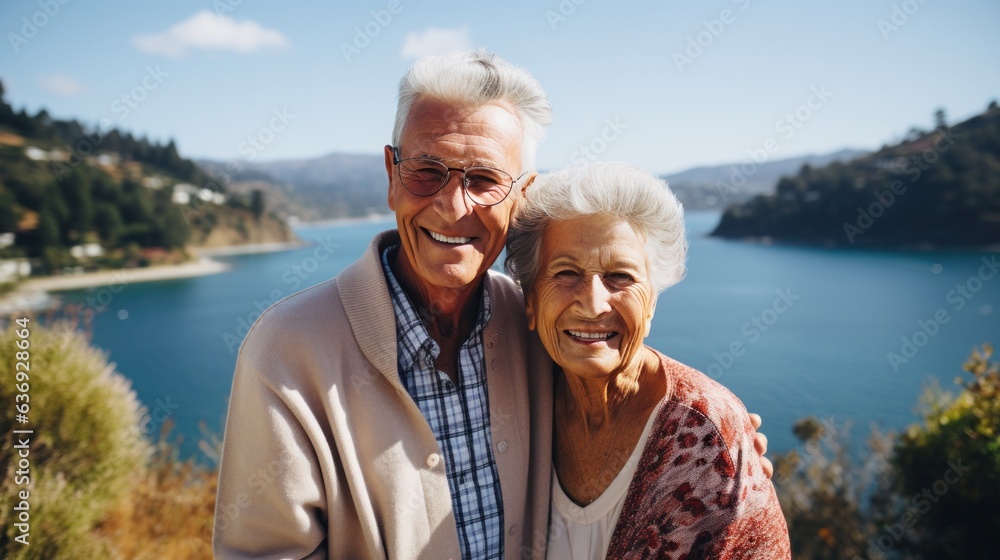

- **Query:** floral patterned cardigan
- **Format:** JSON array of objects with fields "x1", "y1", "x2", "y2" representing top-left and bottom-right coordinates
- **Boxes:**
[{"x1": 604, "y1": 350, "x2": 792, "y2": 559}]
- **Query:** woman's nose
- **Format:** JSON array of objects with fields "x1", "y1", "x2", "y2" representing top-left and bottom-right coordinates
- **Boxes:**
[{"x1": 578, "y1": 274, "x2": 612, "y2": 317}]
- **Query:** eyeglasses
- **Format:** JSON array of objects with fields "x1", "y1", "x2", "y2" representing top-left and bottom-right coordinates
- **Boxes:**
[{"x1": 391, "y1": 146, "x2": 527, "y2": 207}]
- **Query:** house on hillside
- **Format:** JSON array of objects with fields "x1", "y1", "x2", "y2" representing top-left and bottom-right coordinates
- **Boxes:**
[
  {"x1": 70, "y1": 243, "x2": 104, "y2": 259},
  {"x1": 24, "y1": 146, "x2": 69, "y2": 161},
  {"x1": 0, "y1": 258, "x2": 31, "y2": 283},
  {"x1": 171, "y1": 183, "x2": 226, "y2": 205}
]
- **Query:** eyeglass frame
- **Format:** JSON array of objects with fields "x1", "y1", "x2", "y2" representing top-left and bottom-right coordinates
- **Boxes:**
[{"x1": 390, "y1": 145, "x2": 530, "y2": 207}]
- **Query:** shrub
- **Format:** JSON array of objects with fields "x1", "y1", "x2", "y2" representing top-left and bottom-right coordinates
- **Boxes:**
[
  {"x1": 775, "y1": 342, "x2": 1000, "y2": 559},
  {"x1": 772, "y1": 417, "x2": 900, "y2": 559},
  {"x1": 0, "y1": 320, "x2": 150, "y2": 559},
  {"x1": 892, "y1": 343, "x2": 1000, "y2": 559}
]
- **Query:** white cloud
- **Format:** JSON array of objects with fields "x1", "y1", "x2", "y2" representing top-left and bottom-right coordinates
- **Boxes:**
[
  {"x1": 133, "y1": 11, "x2": 289, "y2": 57},
  {"x1": 401, "y1": 27, "x2": 472, "y2": 59},
  {"x1": 39, "y1": 74, "x2": 85, "y2": 96}
]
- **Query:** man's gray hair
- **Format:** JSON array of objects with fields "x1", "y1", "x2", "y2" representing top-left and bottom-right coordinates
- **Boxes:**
[
  {"x1": 392, "y1": 50, "x2": 552, "y2": 171},
  {"x1": 505, "y1": 161, "x2": 687, "y2": 295}
]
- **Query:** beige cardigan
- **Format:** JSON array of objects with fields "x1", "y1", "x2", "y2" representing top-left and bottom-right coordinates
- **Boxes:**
[{"x1": 214, "y1": 230, "x2": 554, "y2": 560}]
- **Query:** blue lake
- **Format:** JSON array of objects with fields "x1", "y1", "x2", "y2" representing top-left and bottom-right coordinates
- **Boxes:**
[{"x1": 58, "y1": 212, "x2": 999, "y2": 461}]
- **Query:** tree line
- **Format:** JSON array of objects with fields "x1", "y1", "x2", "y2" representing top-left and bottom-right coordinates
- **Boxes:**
[
  {"x1": 0, "y1": 80, "x2": 266, "y2": 273},
  {"x1": 712, "y1": 102, "x2": 1000, "y2": 248}
]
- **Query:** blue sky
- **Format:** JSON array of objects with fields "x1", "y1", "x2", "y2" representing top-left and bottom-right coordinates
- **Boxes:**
[{"x1": 2, "y1": 0, "x2": 997, "y2": 174}]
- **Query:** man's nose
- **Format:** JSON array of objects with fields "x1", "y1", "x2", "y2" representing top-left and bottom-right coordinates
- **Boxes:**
[{"x1": 435, "y1": 170, "x2": 474, "y2": 217}]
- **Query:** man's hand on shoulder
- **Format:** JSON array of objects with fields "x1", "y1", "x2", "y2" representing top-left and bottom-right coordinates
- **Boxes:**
[{"x1": 749, "y1": 413, "x2": 773, "y2": 479}]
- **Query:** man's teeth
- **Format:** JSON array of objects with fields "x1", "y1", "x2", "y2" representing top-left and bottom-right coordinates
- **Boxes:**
[
  {"x1": 568, "y1": 330, "x2": 615, "y2": 340},
  {"x1": 428, "y1": 230, "x2": 472, "y2": 244}
]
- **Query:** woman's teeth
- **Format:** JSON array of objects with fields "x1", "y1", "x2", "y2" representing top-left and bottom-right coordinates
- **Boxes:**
[{"x1": 567, "y1": 330, "x2": 615, "y2": 340}]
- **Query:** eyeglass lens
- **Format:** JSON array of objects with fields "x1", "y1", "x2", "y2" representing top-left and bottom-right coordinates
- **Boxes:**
[{"x1": 397, "y1": 158, "x2": 513, "y2": 205}]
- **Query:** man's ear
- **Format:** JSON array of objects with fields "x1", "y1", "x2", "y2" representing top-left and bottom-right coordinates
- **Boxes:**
[
  {"x1": 508, "y1": 172, "x2": 537, "y2": 220},
  {"x1": 519, "y1": 171, "x2": 538, "y2": 196},
  {"x1": 384, "y1": 145, "x2": 396, "y2": 211}
]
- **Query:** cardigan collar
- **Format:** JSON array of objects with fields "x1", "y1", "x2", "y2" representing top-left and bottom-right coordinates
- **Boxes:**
[{"x1": 338, "y1": 229, "x2": 505, "y2": 391}]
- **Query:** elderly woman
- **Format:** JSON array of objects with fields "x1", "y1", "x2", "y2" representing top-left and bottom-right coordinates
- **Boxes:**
[{"x1": 506, "y1": 162, "x2": 791, "y2": 559}]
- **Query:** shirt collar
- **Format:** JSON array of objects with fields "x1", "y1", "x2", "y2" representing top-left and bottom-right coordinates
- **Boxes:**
[{"x1": 380, "y1": 243, "x2": 493, "y2": 369}]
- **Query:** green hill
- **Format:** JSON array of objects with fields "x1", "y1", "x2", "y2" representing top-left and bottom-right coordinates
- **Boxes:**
[
  {"x1": 711, "y1": 102, "x2": 1000, "y2": 249},
  {"x1": 0, "y1": 81, "x2": 296, "y2": 275}
]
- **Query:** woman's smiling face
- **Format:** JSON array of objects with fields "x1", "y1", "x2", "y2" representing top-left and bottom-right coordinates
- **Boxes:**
[{"x1": 526, "y1": 214, "x2": 657, "y2": 380}]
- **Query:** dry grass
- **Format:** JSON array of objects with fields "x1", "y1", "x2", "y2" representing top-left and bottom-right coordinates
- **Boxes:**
[{"x1": 96, "y1": 428, "x2": 218, "y2": 560}]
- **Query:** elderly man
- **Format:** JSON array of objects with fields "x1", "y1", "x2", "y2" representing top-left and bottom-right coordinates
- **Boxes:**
[
  {"x1": 214, "y1": 50, "x2": 770, "y2": 560},
  {"x1": 215, "y1": 50, "x2": 555, "y2": 560}
]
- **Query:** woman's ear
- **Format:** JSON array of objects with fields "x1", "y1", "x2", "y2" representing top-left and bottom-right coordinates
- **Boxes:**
[
  {"x1": 644, "y1": 296, "x2": 657, "y2": 338},
  {"x1": 525, "y1": 296, "x2": 537, "y2": 331}
]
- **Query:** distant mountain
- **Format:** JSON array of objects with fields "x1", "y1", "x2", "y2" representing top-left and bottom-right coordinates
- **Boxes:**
[
  {"x1": 711, "y1": 102, "x2": 1000, "y2": 248},
  {"x1": 196, "y1": 161, "x2": 317, "y2": 223},
  {"x1": 663, "y1": 149, "x2": 867, "y2": 210},
  {"x1": 200, "y1": 149, "x2": 872, "y2": 221},
  {"x1": 249, "y1": 153, "x2": 385, "y2": 188},
  {"x1": 198, "y1": 153, "x2": 389, "y2": 222}
]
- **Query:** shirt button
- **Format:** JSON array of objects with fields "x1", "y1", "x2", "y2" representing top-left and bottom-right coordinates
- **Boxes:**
[
  {"x1": 497, "y1": 440, "x2": 508, "y2": 453},
  {"x1": 426, "y1": 453, "x2": 441, "y2": 468},
  {"x1": 487, "y1": 340, "x2": 494, "y2": 349},
  {"x1": 508, "y1": 524, "x2": 518, "y2": 536}
]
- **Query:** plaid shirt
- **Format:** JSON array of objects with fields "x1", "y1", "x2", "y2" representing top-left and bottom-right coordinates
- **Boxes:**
[{"x1": 381, "y1": 245, "x2": 504, "y2": 560}]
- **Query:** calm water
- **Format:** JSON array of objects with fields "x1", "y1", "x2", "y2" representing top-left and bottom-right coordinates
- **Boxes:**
[{"x1": 58, "y1": 212, "x2": 999, "y2": 460}]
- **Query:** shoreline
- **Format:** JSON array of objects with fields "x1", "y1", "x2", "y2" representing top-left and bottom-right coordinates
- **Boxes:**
[
  {"x1": 191, "y1": 240, "x2": 307, "y2": 257},
  {"x1": 293, "y1": 214, "x2": 394, "y2": 229},
  {"x1": 706, "y1": 233, "x2": 1000, "y2": 254},
  {"x1": 0, "y1": 257, "x2": 231, "y2": 315}
]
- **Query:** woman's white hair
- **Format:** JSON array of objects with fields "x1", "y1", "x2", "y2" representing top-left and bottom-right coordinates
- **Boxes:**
[
  {"x1": 392, "y1": 50, "x2": 552, "y2": 171},
  {"x1": 506, "y1": 161, "x2": 687, "y2": 295}
]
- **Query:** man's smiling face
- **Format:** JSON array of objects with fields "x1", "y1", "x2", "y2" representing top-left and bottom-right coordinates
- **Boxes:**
[{"x1": 386, "y1": 95, "x2": 526, "y2": 294}]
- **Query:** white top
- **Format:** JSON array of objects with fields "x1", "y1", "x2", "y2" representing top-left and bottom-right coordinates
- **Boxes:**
[{"x1": 545, "y1": 406, "x2": 660, "y2": 560}]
